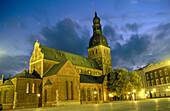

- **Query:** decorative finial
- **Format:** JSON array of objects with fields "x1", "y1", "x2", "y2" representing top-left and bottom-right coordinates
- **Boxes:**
[
  {"x1": 36, "y1": 40, "x2": 38, "y2": 43},
  {"x1": 25, "y1": 61, "x2": 27, "y2": 71},
  {"x1": 9, "y1": 75, "x2": 11, "y2": 79}
]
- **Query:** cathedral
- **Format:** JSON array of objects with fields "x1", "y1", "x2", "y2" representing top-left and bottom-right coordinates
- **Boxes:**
[{"x1": 0, "y1": 11, "x2": 112, "y2": 110}]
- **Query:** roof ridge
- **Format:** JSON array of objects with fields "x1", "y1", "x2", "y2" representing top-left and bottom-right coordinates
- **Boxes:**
[{"x1": 40, "y1": 45, "x2": 94, "y2": 60}]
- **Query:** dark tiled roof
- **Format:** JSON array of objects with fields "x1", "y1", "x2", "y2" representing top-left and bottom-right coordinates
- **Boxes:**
[
  {"x1": 39, "y1": 45, "x2": 101, "y2": 70},
  {"x1": 80, "y1": 74, "x2": 105, "y2": 84},
  {"x1": 13, "y1": 70, "x2": 41, "y2": 79},
  {"x1": 43, "y1": 61, "x2": 66, "y2": 77},
  {"x1": 44, "y1": 79, "x2": 52, "y2": 85},
  {"x1": 3, "y1": 79, "x2": 13, "y2": 85}
]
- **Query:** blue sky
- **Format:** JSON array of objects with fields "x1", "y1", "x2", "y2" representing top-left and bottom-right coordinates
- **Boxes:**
[{"x1": 0, "y1": 0, "x2": 170, "y2": 78}]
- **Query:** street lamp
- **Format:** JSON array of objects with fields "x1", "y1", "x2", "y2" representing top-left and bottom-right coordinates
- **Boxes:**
[
  {"x1": 37, "y1": 94, "x2": 40, "y2": 97},
  {"x1": 153, "y1": 88, "x2": 156, "y2": 98},
  {"x1": 94, "y1": 91, "x2": 97, "y2": 94},
  {"x1": 133, "y1": 90, "x2": 136, "y2": 100}
]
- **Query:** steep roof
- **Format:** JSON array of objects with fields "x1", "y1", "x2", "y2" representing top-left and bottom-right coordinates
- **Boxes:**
[
  {"x1": 3, "y1": 79, "x2": 13, "y2": 85},
  {"x1": 80, "y1": 74, "x2": 105, "y2": 84},
  {"x1": 43, "y1": 61, "x2": 67, "y2": 77},
  {"x1": 13, "y1": 70, "x2": 41, "y2": 79},
  {"x1": 39, "y1": 45, "x2": 101, "y2": 70}
]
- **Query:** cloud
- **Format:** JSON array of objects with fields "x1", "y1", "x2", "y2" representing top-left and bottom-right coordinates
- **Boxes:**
[
  {"x1": 112, "y1": 22, "x2": 170, "y2": 70},
  {"x1": 112, "y1": 34, "x2": 150, "y2": 62},
  {"x1": 38, "y1": 18, "x2": 90, "y2": 56},
  {"x1": 0, "y1": 55, "x2": 30, "y2": 78},
  {"x1": 121, "y1": 23, "x2": 139, "y2": 32},
  {"x1": 103, "y1": 25, "x2": 123, "y2": 43}
]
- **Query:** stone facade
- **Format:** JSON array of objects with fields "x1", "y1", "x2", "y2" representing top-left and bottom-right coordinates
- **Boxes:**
[{"x1": 0, "y1": 11, "x2": 112, "y2": 110}]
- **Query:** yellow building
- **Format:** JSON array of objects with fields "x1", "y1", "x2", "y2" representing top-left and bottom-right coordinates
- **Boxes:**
[
  {"x1": 137, "y1": 59, "x2": 170, "y2": 99},
  {"x1": 0, "y1": 11, "x2": 112, "y2": 110}
]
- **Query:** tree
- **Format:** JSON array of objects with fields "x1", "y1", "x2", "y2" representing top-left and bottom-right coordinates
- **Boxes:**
[{"x1": 107, "y1": 68, "x2": 141, "y2": 100}]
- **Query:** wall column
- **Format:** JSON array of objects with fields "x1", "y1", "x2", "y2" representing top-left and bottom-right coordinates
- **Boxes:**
[{"x1": 13, "y1": 92, "x2": 17, "y2": 109}]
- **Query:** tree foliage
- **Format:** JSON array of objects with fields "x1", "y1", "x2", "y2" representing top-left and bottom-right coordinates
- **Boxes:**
[{"x1": 107, "y1": 68, "x2": 141, "y2": 98}]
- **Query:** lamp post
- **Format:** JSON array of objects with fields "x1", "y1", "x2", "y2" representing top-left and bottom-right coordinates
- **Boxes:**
[
  {"x1": 127, "y1": 92, "x2": 130, "y2": 100},
  {"x1": 166, "y1": 89, "x2": 168, "y2": 96},
  {"x1": 133, "y1": 90, "x2": 136, "y2": 100},
  {"x1": 153, "y1": 88, "x2": 156, "y2": 98}
]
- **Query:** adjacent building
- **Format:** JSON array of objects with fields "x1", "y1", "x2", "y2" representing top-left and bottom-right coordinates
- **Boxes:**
[
  {"x1": 0, "y1": 11, "x2": 113, "y2": 109},
  {"x1": 137, "y1": 59, "x2": 170, "y2": 98}
]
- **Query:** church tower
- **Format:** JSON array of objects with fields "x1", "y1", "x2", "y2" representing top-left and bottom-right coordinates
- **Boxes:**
[{"x1": 88, "y1": 11, "x2": 112, "y2": 75}]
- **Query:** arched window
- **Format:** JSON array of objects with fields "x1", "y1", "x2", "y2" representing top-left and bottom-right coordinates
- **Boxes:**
[
  {"x1": 66, "y1": 81, "x2": 68, "y2": 100},
  {"x1": 96, "y1": 49, "x2": 98, "y2": 54},
  {"x1": 81, "y1": 88, "x2": 85, "y2": 101},
  {"x1": 99, "y1": 88, "x2": 102, "y2": 100},
  {"x1": 4, "y1": 90, "x2": 9, "y2": 103},
  {"x1": 92, "y1": 51, "x2": 94, "y2": 55},
  {"x1": 32, "y1": 83, "x2": 35, "y2": 93},
  {"x1": 87, "y1": 88, "x2": 91, "y2": 101},
  {"x1": 26, "y1": 83, "x2": 29, "y2": 93},
  {"x1": 70, "y1": 81, "x2": 74, "y2": 100},
  {"x1": 45, "y1": 90, "x2": 47, "y2": 102}
]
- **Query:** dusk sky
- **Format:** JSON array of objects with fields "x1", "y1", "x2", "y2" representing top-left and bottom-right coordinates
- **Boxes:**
[{"x1": 0, "y1": 0, "x2": 170, "y2": 78}]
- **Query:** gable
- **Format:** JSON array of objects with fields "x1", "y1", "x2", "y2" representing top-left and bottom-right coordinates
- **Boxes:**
[
  {"x1": 57, "y1": 60, "x2": 79, "y2": 76},
  {"x1": 43, "y1": 61, "x2": 67, "y2": 77}
]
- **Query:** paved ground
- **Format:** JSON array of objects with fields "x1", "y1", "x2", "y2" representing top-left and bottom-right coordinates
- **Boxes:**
[{"x1": 6, "y1": 98, "x2": 170, "y2": 111}]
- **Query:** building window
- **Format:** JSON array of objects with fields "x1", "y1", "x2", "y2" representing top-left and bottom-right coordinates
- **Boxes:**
[
  {"x1": 96, "y1": 49, "x2": 98, "y2": 54},
  {"x1": 66, "y1": 81, "x2": 68, "y2": 100},
  {"x1": 99, "y1": 88, "x2": 102, "y2": 100},
  {"x1": 151, "y1": 80, "x2": 154, "y2": 86},
  {"x1": 146, "y1": 74, "x2": 149, "y2": 80},
  {"x1": 92, "y1": 51, "x2": 94, "y2": 55},
  {"x1": 45, "y1": 90, "x2": 47, "y2": 102},
  {"x1": 87, "y1": 88, "x2": 91, "y2": 101},
  {"x1": 32, "y1": 83, "x2": 35, "y2": 93},
  {"x1": 4, "y1": 90, "x2": 9, "y2": 103},
  {"x1": 150, "y1": 73, "x2": 153, "y2": 79},
  {"x1": 88, "y1": 70, "x2": 91, "y2": 74},
  {"x1": 147, "y1": 81, "x2": 150, "y2": 86},
  {"x1": 70, "y1": 81, "x2": 73, "y2": 100},
  {"x1": 26, "y1": 83, "x2": 29, "y2": 93},
  {"x1": 159, "y1": 70, "x2": 163, "y2": 76},
  {"x1": 164, "y1": 69, "x2": 168, "y2": 75},
  {"x1": 156, "y1": 79, "x2": 159, "y2": 85},
  {"x1": 166, "y1": 77, "x2": 169, "y2": 83},
  {"x1": 155, "y1": 72, "x2": 158, "y2": 77},
  {"x1": 81, "y1": 88, "x2": 85, "y2": 101},
  {"x1": 161, "y1": 78, "x2": 164, "y2": 84}
]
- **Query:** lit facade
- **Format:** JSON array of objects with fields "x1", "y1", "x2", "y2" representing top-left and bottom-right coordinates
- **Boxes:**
[
  {"x1": 0, "y1": 11, "x2": 112, "y2": 110},
  {"x1": 137, "y1": 59, "x2": 170, "y2": 98}
]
